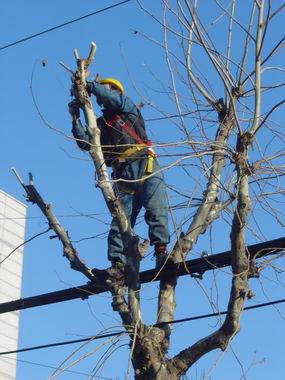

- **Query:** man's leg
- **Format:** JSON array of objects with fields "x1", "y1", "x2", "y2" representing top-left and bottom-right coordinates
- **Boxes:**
[
  {"x1": 141, "y1": 159, "x2": 170, "y2": 255},
  {"x1": 108, "y1": 188, "x2": 134, "y2": 265},
  {"x1": 92, "y1": 188, "x2": 135, "y2": 282}
]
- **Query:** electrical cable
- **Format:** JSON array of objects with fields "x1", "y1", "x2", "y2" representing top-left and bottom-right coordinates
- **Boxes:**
[
  {"x1": 0, "y1": 356, "x2": 111, "y2": 379},
  {"x1": 0, "y1": 332, "x2": 126, "y2": 356},
  {"x1": 0, "y1": 0, "x2": 132, "y2": 51},
  {"x1": 1, "y1": 297, "x2": 285, "y2": 356},
  {"x1": 0, "y1": 226, "x2": 51, "y2": 265},
  {"x1": 0, "y1": 213, "x2": 109, "y2": 221}
]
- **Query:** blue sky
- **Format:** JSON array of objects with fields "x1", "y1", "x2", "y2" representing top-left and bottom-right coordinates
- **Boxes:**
[{"x1": 1, "y1": 1, "x2": 285, "y2": 379}]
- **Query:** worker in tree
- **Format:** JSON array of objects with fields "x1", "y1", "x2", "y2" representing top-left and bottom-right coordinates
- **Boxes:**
[{"x1": 69, "y1": 77, "x2": 170, "y2": 279}]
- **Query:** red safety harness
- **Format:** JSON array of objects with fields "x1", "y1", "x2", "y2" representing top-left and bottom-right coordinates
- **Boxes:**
[
  {"x1": 106, "y1": 114, "x2": 155, "y2": 174},
  {"x1": 106, "y1": 114, "x2": 152, "y2": 146}
]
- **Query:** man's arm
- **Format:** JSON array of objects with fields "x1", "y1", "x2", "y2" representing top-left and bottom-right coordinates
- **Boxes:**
[
  {"x1": 71, "y1": 121, "x2": 91, "y2": 151},
  {"x1": 69, "y1": 101, "x2": 90, "y2": 151},
  {"x1": 87, "y1": 81, "x2": 138, "y2": 115}
]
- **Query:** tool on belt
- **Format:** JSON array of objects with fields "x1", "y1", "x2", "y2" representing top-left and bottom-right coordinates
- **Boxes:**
[{"x1": 106, "y1": 114, "x2": 156, "y2": 175}]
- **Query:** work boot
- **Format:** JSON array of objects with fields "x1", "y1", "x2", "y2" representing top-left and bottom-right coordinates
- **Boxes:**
[
  {"x1": 92, "y1": 261, "x2": 125, "y2": 284},
  {"x1": 154, "y1": 244, "x2": 168, "y2": 268}
]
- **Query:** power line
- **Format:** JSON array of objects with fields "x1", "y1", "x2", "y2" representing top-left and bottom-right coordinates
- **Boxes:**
[
  {"x1": 0, "y1": 0, "x2": 132, "y2": 51},
  {"x1": 1, "y1": 356, "x2": 111, "y2": 379},
  {"x1": 0, "y1": 331, "x2": 125, "y2": 356},
  {"x1": 1, "y1": 297, "x2": 285, "y2": 356},
  {"x1": 0, "y1": 212, "x2": 108, "y2": 221},
  {"x1": 0, "y1": 227, "x2": 50, "y2": 265},
  {"x1": 1, "y1": 236, "x2": 284, "y2": 314}
]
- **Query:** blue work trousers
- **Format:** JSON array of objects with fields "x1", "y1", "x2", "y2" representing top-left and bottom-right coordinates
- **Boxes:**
[{"x1": 108, "y1": 156, "x2": 170, "y2": 264}]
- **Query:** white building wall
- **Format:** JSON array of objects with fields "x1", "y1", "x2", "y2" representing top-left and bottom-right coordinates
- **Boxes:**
[{"x1": 0, "y1": 191, "x2": 26, "y2": 380}]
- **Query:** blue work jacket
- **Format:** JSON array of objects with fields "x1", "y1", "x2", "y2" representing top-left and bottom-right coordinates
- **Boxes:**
[{"x1": 72, "y1": 81, "x2": 149, "y2": 166}]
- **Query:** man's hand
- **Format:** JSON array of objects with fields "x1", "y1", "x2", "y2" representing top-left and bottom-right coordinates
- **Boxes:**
[
  {"x1": 68, "y1": 100, "x2": 80, "y2": 122},
  {"x1": 85, "y1": 80, "x2": 93, "y2": 96}
]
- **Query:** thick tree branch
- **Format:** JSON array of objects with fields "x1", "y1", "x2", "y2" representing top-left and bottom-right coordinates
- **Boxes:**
[
  {"x1": 69, "y1": 43, "x2": 142, "y2": 327},
  {"x1": 156, "y1": 103, "x2": 236, "y2": 355},
  {"x1": 169, "y1": 130, "x2": 252, "y2": 378},
  {"x1": 172, "y1": 104, "x2": 234, "y2": 261},
  {"x1": 12, "y1": 169, "x2": 95, "y2": 281}
]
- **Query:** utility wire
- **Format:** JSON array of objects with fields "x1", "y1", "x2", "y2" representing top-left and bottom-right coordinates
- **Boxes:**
[
  {"x1": 0, "y1": 213, "x2": 108, "y2": 221},
  {"x1": 1, "y1": 297, "x2": 285, "y2": 356},
  {"x1": 1, "y1": 356, "x2": 111, "y2": 379},
  {"x1": 0, "y1": 200, "x2": 197, "y2": 222},
  {"x1": 0, "y1": 332, "x2": 126, "y2": 356},
  {"x1": 0, "y1": 0, "x2": 132, "y2": 51},
  {"x1": 0, "y1": 226, "x2": 50, "y2": 265}
]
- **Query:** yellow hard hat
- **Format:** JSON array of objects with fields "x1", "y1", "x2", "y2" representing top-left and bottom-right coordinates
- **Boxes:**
[{"x1": 98, "y1": 78, "x2": 124, "y2": 94}]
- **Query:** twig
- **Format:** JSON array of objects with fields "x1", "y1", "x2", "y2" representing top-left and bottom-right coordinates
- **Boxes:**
[{"x1": 249, "y1": 0, "x2": 264, "y2": 135}]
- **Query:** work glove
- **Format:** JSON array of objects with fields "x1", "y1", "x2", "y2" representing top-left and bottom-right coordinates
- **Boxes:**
[
  {"x1": 86, "y1": 80, "x2": 93, "y2": 96},
  {"x1": 86, "y1": 74, "x2": 100, "y2": 96},
  {"x1": 68, "y1": 100, "x2": 80, "y2": 121}
]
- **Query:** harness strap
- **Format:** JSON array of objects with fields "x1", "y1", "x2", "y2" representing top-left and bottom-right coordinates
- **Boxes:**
[
  {"x1": 106, "y1": 114, "x2": 152, "y2": 146},
  {"x1": 106, "y1": 114, "x2": 156, "y2": 176}
]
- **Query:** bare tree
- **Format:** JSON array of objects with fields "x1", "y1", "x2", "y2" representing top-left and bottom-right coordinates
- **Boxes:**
[{"x1": 17, "y1": 1, "x2": 285, "y2": 378}]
